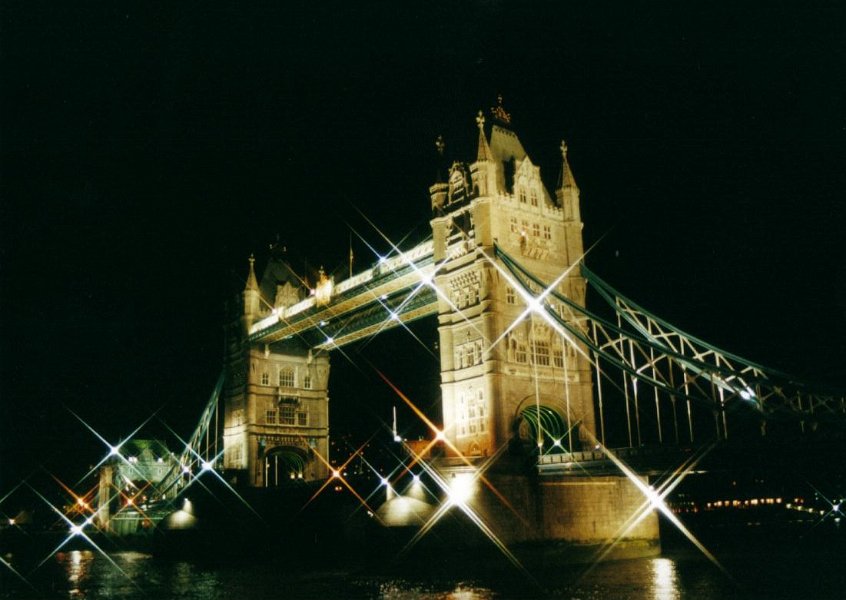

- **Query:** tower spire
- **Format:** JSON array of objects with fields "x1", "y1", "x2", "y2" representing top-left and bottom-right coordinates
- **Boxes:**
[
  {"x1": 242, "y1": 254, "x2": 261, "y2": 328},
  {"x1": 557, "y1": 140, "x2": 578, "y2": 192},
  {"x1": 476, "y1": 111, "x2": 493, "y2": 162},
  {"x1": 245, "y1": 254, "x2": 259, "y2": 291},
  {"x1": 556, "y1": 140, "x2": 581, "y2": 221}
]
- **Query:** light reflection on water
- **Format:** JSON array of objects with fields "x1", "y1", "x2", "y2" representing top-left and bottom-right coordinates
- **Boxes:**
[
  {"x1": 651, "y1": 558, "x2": 679, "y2": 600},
  {"x1": 63, "y1": 550, "x2": 91, "y2": 596},
  {"x1": 0, "y1": 537, "x2": 843, "y2": 600}
]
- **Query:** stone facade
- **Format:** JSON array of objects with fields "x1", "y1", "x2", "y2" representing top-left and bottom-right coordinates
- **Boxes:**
[
  {"x1": 429, "y1": 108, "x2": 658, "y2": 554},
  {"x1": 431, "y1": 111, "x2": 595, "y2": 459},
  {"x1": 222, "y1": 251, "x2": 330, "y2": 487}
]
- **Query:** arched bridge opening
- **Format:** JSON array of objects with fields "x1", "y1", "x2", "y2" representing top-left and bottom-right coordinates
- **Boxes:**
[
  {"x1": 263, "y1": 446, "x2": 308, "y2": 487},
  {"x1": 516, "y1": 405, "x2": 579, "y2": 455}
]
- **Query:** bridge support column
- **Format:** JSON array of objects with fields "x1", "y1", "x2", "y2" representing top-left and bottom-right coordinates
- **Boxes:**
[
  {"x1": 96, "y1": 464, "x2": 113, "y2": 532},
  {"x1": 435, "y1": 461, "x2": 660, "y2": 559}
]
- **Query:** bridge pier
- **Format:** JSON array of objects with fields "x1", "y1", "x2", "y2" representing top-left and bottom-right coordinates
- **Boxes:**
[
  {"x1": 433, "y1": 459, "x2": 660, "y2": 558},
  {"x1": 422, "y1": 107, "x2": 661, "y2": 556}
]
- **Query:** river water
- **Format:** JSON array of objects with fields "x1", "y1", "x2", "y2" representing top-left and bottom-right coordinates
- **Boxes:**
[{"x1": 2, "y1": 524, "x2": 844, "y2": 599}]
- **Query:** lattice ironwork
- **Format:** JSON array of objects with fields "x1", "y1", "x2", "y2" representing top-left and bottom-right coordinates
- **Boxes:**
[
  {"x1": 495, "y1": 244, "x2": 846, "y2": 444},
  {"x1": 157, "y1": 372, "x2": 224, "y2": 498}
]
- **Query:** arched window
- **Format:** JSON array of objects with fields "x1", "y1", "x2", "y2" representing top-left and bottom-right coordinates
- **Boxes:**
[
  {"x1": 533, "y1": 340, "x2": 550, "y2": 366},
  {"x1": 278, "y1": 366, "x2": 295, "y2": 388}
]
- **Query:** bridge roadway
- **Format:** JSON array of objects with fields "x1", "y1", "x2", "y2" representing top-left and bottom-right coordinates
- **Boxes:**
[{"x1": 248, "y1": 240, "x2": 437, "y2": 349}]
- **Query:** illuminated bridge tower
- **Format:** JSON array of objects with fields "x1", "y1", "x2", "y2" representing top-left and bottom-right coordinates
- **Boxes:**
[
  {"x1": 431, "y1": 103, "x2": 595, "y2": 460},
  {"x1": 222, "y1": 247, "x2": 331, "y2": 487},
  {"x1": 428, "y1": 106, "x2": 658, "y2": 553}
]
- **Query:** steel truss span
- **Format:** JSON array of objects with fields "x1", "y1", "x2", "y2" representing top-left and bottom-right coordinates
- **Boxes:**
[
  {"x1": 177, "y1": 242, "x2": 846, "y2": 489},
  {"x1": 494, "y1": 244, "x2": 846, "y2": 446}
]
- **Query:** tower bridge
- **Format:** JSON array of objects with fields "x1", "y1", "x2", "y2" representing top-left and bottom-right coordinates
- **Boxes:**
[{"x1": 142, "y1": 102, "x2": 845, "y2": 554}]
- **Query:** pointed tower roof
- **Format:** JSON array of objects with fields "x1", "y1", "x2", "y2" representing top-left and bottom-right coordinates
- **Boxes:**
[
  {"x1": 245, "y1": 254, "x2": 259, "y2": 292},
  {"x1": 475, "y1": 111, "x2": 494, "y2": 162},
  {"x1": 557, "y1": 140, "x2": 579, "y2": 191},
  {"x1": 487, "y1": 96, "x2": 528, "y2": 164},
  {"x1": 259, "y1": 252, "x2": 305, "y2": 305}
]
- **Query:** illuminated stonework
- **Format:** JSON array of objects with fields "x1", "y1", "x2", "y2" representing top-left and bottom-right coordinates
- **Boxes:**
[
  {"x1": 432, "y1": 109, "x2": 595, "y2": 458},
  {"x1": 222, "y1": 250, "x2": 330, "y2": 487}
]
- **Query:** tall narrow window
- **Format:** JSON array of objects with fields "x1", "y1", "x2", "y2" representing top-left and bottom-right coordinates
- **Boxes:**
[
  {"x1": 510, "y1": 217, "x2": 518, "y2": 233},
  {"x1": 476, "y1": 389, "x2": 486, "y2": 432},
  {"x1": 463, "y1": 344, "x2": 475, "y2": 367},
  {"x1": 279, "y1": 367, "x2": 295, "y2": 388},
  {"x1": 265, "y1": 410, "x2": 277, "y2": 424},
  {"x1": 532, "y1": 223, "x2": 540, "y2": 237},
  {"x1": 543, "y1": 225, "x2": 551, "y2": 240},
  {"x1": 296, "y1": 410, "x2": 308, "y2": 426},
  {"x1": 457, "y1": 393, "x2": 467, "y2": 436},
  {"x1": 553, "y1": 347, "x2": 565, "y2": 368},
  {"x1": 515, "y1": 342, "x2": 527, "y2": 363},
  {"x1": 279, "y1": 405, "x2": 295, "y2": 425},
  {"x1": 519, "y1": 189, "x2": 527, "y2": 203},
  {"x1": 261, "y1": 371, "x2": 270, "y2": 386},
  {"x1": 303, "y1": 372, "x2": 312, "y2": 389},
  {"x1": 533, "y1": 340, "x2": 550, "y2": 366},
  {"x1": 506, "y1": 287, "x2": 516, "y2": 305},
  {"x1": 530, "y1": 190, "x2": 538, "y2": 207}
]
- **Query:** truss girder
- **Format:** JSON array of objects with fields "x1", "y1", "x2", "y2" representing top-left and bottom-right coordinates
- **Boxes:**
[
  {"x1": 494, "y1": 245, "x2": 845, "y2": 424},
  {"x1": 248, "y1": 250, "x2": 436, "y2": 347},
  {"x1": 157, "y1": 372, "x2": 225, "y2": 498},
  {"x1": 308, "y1": 286, "x2": 438, "y2": 349}
]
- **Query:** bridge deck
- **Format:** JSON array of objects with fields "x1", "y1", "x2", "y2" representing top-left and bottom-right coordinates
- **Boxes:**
[{"x1": 249, "y1": 241, "x2": 437, "y2": 348}]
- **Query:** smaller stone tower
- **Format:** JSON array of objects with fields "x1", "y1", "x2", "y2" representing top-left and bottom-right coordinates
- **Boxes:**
[{"x1": 222, "y1": 249, "x2": 331, "y2": 487}]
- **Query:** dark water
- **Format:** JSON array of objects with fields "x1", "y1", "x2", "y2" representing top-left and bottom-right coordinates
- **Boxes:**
[{"x1": 3, "y1": 525, "x2": 845, "y2": 599}]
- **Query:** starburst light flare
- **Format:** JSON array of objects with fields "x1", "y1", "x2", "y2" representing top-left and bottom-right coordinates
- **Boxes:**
[{"x1": 575, "y1": 433, "x2": 730, "y2": 580}]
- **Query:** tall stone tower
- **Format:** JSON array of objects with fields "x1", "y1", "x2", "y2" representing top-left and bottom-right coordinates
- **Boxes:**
[
  {"x1": 222, "y1": 247, "x2": 331, "y2": 487},
  {"x1": 431, "y1": 102, "x2": 596, "y2": 459}
]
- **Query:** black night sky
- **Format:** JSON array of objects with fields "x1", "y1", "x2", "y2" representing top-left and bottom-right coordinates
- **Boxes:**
[{"x1": 2, "y1": 2, "x2": 845, "y2": 487}]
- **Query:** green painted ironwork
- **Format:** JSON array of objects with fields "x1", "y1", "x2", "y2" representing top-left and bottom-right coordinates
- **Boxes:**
[
  {"x1": 519, "y1": 405, "x2": 579, "y2": 452},
  {"x1": 494, "y1": 243, "x2": 846, "y2": 425}
]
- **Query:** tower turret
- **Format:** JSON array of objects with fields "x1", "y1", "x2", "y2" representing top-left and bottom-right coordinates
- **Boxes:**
[
  {"x1": 469, "y1": 111, "x2": 500, "y2": 198},
  {"x1": 242, "y1": 254, "x2": 260, "y2": 330},
  {"x1": 555, "y1": 140, "x2": 581, "y2": 222},
  {"x1": 430, "y1": 135, "x2": 450, "y2": 212}
]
